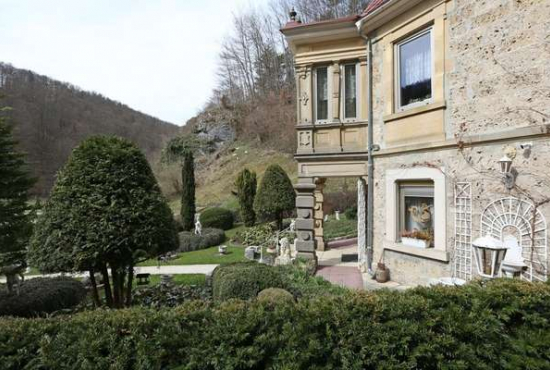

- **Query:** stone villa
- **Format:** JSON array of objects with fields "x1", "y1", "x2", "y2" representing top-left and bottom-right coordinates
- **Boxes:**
[{"x1": 282, "y1": 0, "x2": 549, "y2": 285}]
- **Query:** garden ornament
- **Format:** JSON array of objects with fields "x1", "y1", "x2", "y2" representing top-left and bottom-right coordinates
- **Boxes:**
[{"x1": 194, "y1": 219, "x2": 202, "y2": 236}]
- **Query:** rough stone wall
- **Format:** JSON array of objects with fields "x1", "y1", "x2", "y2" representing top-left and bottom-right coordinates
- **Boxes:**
[
  {"x1": 371, "y1": 139, "x2": 550, "y2": 285},
  {"x1": 447, "y1": 0, "x2": 550, "y2": 136},
  {"x1": 362, "y1": 0, "x2": 550, "y2": 285}
]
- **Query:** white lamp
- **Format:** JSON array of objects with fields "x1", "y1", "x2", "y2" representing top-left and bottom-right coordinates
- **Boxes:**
[{"x1": 472, "y1": 235, "x2": 509, "y2": 278}]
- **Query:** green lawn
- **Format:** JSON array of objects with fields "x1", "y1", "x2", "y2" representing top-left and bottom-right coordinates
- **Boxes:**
[
  {"x1": 323, "y1": 215, "x2": 357, "y2": 240},
  {"x1": 138, "y1": 243, "x2": 246, "y2": 266}
]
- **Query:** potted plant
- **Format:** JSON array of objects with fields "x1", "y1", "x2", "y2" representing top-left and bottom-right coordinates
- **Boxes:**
[{"x1": 401, "y1": 229, "x2": 433, "y2": 248}]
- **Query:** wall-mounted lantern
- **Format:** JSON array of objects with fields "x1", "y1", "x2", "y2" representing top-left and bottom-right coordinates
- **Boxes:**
[
  {"x1": 499, "y1": 155, "x2": 515, "y2": 190},
  {"x1": 473, "y1": 235, "x2": 509, "y2": 279}
]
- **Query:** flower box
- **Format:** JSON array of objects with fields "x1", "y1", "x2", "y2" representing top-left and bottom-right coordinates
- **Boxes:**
[{"x1": 402, "y1": 237, "x2": 430, "y2": 249}]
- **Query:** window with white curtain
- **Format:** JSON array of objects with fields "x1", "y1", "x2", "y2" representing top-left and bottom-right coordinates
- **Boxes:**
[
  {"x1": 343, "y1": 63, "x2": 357, "y2": 119},
  {"x1": 396, "y1": 28, "x2": 432, "y2": 110},
  {"x1": 315, "y1": 66, "x2": 329, "y2": 122}
]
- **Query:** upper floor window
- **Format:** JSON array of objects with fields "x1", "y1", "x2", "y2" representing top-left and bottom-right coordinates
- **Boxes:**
[
  {"x1": 343, "y1": 63, "x2": 358, "y2": 120},
  {"x1": 395, "y1": 28, "x2": 432, "y2": 111},
  {"x1": 314, "y1": 66, "x2": 329, "y2": 122}
]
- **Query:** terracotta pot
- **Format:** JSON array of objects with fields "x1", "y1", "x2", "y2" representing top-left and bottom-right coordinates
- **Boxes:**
[{"x1": 375, "y1": 267, "x2": 390, "y2": 283}]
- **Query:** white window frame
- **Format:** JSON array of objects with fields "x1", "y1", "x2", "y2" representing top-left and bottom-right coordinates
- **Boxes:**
[
  {"x1": 398, "y1": 182, "x2": 435, "y2": 246},
  {"x1": 394, "y1": 27, "x2": 434, "y2": 112},
  {"x1": 341, "y1": 62, "x2": 359, "y2": 123},
  {"x1": 313, "y1": 65, "x2": 331, "y2": 124},
  {"x1": 386, "y1": 167, "x2": 446, "y2": 252}
]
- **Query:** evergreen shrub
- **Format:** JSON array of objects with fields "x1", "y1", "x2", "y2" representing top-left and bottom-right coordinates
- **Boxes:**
[
  {"x1": 0, "y1": 279, "x2": 549, "y2": 370},
  {"x1": 0, "y1": 277, "x2": 86, "y2": 317},
  {"x1": 200, "y1": 207, "x2": 234, "y2": 230},
  {"x1": 254, "y1": 164, "x2": 295, "y2": 230},
  {"x1": 178, "y1": 228, "x2": 225, "y2": 252}
]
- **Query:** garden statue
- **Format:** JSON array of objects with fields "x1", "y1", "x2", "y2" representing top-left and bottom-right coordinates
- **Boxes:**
[
  {"x1": 335, "y1": 211, "x2": 340, "y2": 220},
  {"x1": 324, "y1": 214, "x2": 329, "y2": 222},
  {"x1": 289, "y1": 219, "x2": 296, "y2": 232},
  {"x1": 0, "y1": 263, "x2": 26, "y2": 295},
  {"x1": 194, "y1": 218, "x2": 202, "y2": 236},
  {"x1": 275, "y1": 237, "x2": 292, "y2": 266}
]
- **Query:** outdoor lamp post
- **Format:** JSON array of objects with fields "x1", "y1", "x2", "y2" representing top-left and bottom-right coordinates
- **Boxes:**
[
  {"x1": 499, "y1": 155, "x2": 515, "y2": 190},
  {"x1": 473, "y1": 235, "x2": 509, "y2": 278}
]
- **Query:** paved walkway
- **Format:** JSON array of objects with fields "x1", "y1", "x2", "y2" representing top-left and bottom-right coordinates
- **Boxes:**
[
  {"x1": 316, "y1": 265, "x2": 364, "y2": 290},
  {"x1": 0, "y1": 264, "x2": 219, "y2": 283},
  {"x1": 316, "y1": 244, "x2": 364, "y2": 290}
]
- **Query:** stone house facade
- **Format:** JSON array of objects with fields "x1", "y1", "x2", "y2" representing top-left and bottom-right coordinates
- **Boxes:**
[{"x1": 282, "y1": 0, "x2": 549, "y2": 285}]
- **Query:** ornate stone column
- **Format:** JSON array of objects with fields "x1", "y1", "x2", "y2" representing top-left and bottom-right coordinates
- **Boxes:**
[
  {"x1": 357, "y1": 177, "x2": 367, "y2": 271},
  {"x1": 331, "y1": 61, "x2": 341, "y2": 123},
  {"x1": 294, "y1": 177, "x2": 317, "y2": 266},
  {"x1": 314, "y1": 178, "x2": 327, "y2": 251},
  {"x1": 296, "y1": 65, "x2": 313, "y2": 125}
]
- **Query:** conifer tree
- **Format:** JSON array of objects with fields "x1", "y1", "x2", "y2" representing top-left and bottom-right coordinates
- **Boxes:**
[
  {"x1": 235, "y1": 168, "x2": 257, "y2": 227},
  {"x1": 180, "y1": 150, "x2": 196, "y2": 231},
  {"x1": 29, "y1": 136, "x2": 177, "y2": 307},
  {"x1": 254, "y1": 164, "x2": 295, "y2": 230},
  {"x1": 0, "y1": 107, "x2": 35, "y2": 289}
]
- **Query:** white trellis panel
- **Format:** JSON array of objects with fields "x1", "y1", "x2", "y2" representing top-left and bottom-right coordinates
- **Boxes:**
[
  {"x1": 454, "y1": 183, "x2": 473, "y2": 281},
  {"x1": 481, "y1": 198, "x2": 548, "y2": 282}
]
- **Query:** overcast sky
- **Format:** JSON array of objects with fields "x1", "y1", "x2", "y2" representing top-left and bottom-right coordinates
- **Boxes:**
[{"x1": 0, "y1": 0, "x2": 268, "y2": 125}]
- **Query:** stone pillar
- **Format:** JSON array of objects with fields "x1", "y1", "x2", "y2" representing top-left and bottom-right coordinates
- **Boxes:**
[
  {"x1": 357, "y1": 177, "x2": 367, "y2": 270},
  {"x1": 314, "y1": 178, "x2": 327, "y2": 251},
  {"x1": 294, "y1": 177, "x2": 317, "y2": 265}
]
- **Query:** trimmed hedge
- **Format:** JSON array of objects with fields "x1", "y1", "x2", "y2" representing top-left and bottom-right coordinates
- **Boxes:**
[
  {"x1": 0, "y1": 279, "x2": 549, "y2": 369},
  {"x1": 199, "y1": 207, "x2": 234, "y2": 230},
  {"x1": 0, "y1": 277, "x2": 86, "y2": 317},
  {"x1": 178, "y1": 228, "x2": 225, "y2": 252},
  {"x1": 211, "y1": 262, "x2": 352, "y2": 301},
  {"x1": 212, "y1": 262, "x2": 286, "y2": 301}
]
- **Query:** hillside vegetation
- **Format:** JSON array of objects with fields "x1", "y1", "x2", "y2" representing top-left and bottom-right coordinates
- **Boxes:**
[{"x1": 0, "y1": 62, "x2": 179, "y2": 196}]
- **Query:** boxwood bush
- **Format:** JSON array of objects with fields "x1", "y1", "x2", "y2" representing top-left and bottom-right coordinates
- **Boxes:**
[
  {"x1": 199, "y1": 207, "x2": 234, "y2": 230},
  {"x1": 0, "y1": 277, "x2": 86, "y2": 317},
  {"x1": 178, "y1": 228, "x2": 225, "y2": 252},
  {"x1": 212, "y1": 262, "x2": 351, "y2": 301},
  {"x1": 0, "y1": 279, "x2": 549, "y2": 370},
  {"x1": 212, "y1": 262, "x2": 286, "y2": 301}
]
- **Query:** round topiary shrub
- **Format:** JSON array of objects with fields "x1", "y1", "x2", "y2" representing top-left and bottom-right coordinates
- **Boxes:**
[
  {"x1": 257, "y1": 288, "x2": 294, "y2": 305},
  {"x1": 200, "y1": 208, "x2": 234, "y2": 230},
  {"x1": 212, "y1": 262, "x2": 286, "y2": 301},
  {"x1": 178, "y1": 228, "x2": 226, "y2": 252},
  {"x1": 0, "y1": 277, "x2": 86, "y2": 317}
]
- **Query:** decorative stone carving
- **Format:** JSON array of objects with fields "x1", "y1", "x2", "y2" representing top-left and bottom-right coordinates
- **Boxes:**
[
  {"x1": 299, "y1": 131, "x2": 312, "y2": 148},
  {"x1": 300, "y1": 92, "x2": 309, "y2": 106}
]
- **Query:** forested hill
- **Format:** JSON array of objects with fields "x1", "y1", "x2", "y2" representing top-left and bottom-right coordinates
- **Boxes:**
[{"x1": 0, "y1": 62, "x2": 180, "y2": 196}]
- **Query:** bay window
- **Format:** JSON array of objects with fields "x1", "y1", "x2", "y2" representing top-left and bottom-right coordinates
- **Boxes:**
[
  {"x1": 343, "y1": 63, "x2": 358, "y2": 120},
  {"x1": 395, "y1": 28, "x2": 433, "y2": 110},
  {"x1": 314, "y1": 66, "x2": 329, "y2": 122}
]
